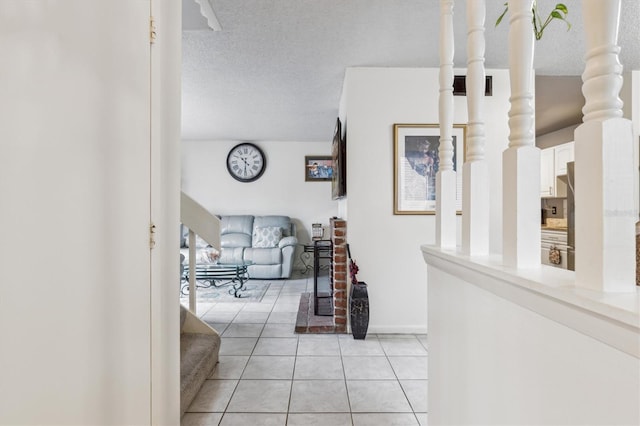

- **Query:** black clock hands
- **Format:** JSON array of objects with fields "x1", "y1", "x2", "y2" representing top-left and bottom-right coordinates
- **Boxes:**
[{"x1": 241, "y1": 157, "x2": 249, "y2": 176}]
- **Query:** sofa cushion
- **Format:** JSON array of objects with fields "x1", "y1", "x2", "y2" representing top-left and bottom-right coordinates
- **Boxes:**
[
  {"x1": 253, "y1": 215, "x2": 293, "y2": 237},
  {"x1": 253, "y1": 226, "x2": 282, "y2": 248},
  {"x1": 221, "y1": 215, "x2": 254, "y2": 235},
  {"x1": 244, "y1": 247, "x2": 282, "y2": 265},
  {"x1": 248, "y1": 264, "x2": 282, "y2": 279},
  {"x1": 221, "y1": 233, "x2": 252, "y2": 248},
  {"x1": 278, "y1": 236, "x2": 298, "y2": 248},
  {"x1": 220, "y1": 215, "x2": 254, "y2": 249},
  {"x1": 219, "y1": 247, "x2": 245, "y2": 264}
]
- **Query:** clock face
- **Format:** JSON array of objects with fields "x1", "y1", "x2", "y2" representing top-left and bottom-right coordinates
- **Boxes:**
[{"x1": 226, "y1": 143, "x2": 266, "y2": 182}]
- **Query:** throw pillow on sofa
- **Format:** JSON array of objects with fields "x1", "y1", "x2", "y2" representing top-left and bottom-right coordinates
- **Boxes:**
[{"x1": 253, "y1": 226, "x2": 282, "y2": 248}]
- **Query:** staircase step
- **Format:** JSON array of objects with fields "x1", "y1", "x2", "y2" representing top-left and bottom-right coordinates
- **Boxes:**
[{"x1": 180, "y1": 305, "x2": 221, "y2": 417}]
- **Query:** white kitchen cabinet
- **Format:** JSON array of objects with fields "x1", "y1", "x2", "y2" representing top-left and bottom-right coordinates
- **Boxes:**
[
  {"x1": 540, "y1": 148, "x2": 556, "y2": 197},
  {"x1": 540, "y1": 142, "x2": 574, "y2": 198},
  {"x1": 554, "y1": 142, "x2": 575, "y2": 176},
  {"x1": 541, "y1": 228, "x2": 569, "y2": 269}
]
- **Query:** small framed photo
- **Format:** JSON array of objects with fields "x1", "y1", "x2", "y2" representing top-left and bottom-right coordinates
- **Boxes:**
[
  {"x1": 393, "y1": 123, "x2": 466, "y2": 215},
  {"x1": 305, "y1": 156, "x2": 333, "y2": 182}
]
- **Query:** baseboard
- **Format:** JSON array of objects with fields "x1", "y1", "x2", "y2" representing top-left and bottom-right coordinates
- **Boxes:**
[{"x1": 364, "y1": 325, "x2": 428, "y2": 335}]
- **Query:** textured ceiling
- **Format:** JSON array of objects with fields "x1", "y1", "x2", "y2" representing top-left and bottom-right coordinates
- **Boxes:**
[{"x1": 181, "y1": 0, "x2": 640, "y2": 142}]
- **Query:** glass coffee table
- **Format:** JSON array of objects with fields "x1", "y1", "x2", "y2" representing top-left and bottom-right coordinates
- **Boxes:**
[{"x1": 181, "y1": 261, "x2": 251, "y2": 298}]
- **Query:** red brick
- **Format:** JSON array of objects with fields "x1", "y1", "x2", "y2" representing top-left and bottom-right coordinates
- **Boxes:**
[
  {"x1": 335, "y1": 325, "x2": 347, "y2": 333},
  {"x1": 308, "y1": 325, "x2": 336, "y2": 333},
  {"x1": 334, "y1": 281, "x2": 346, "y2": 290},
  {"x1": 335, "y1": 307, "x2": 347, "y2": 317},
  {"x1": 334, "y1": 229, "x2": 346, "y2": 237},
  {"x1": 335, "y1": 297, "x2": 347, "y2": 308},
  {"x1": 334, "y1": 264, "x2": 346, "y2": 273},
  {"x1": 334, "y1": 272, "x2": 346, "y2": 281},
  {"x1": 334, "y1": 238, "x2": 345, "y2": 246},
  {"x1": 334, "y1": 255, "x2": 346, "y2": 263},
  {"x1": 334, "y1": 246, "x2": 346, "y2": 255},
  {"x1": 334, "y1": 316, "x2": 347, "y2": 325}
]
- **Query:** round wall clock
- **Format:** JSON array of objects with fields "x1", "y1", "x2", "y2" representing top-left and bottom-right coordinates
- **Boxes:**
[{"x1": 226, "y1": 142, "x2": 267, "y2": 182}]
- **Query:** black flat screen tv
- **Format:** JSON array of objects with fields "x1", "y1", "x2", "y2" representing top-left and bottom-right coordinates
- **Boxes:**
[{"x1": 331, "y1": 118, "x2": 346, "y2": 199}]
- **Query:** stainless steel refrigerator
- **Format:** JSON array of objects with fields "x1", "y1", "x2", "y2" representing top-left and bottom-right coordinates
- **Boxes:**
[{"x1": 566, "y1": 161, "x2": 575, "y2": 271}]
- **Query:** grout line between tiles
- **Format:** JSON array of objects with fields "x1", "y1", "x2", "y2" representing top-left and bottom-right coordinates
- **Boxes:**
[{"x1": 184, "y1": 275, "x2": 428, "y2": 425}]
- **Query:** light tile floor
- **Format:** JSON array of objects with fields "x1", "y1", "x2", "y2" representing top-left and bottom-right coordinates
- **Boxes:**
[{"x1": 181, "y1": 275, "x2": 428, "y2": 426}]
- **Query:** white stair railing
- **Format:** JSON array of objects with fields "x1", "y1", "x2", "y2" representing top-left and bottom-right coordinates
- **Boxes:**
[
  {"x1": 574, "y1": 0, "x2": 636, "y2": 292},
  {"x1": 180, "y1": 191, "x2": 222, "y2": 311},
  {"x1": 436, "y1": 0, "x2": 457, "y2": 248},
  {"x1": 502, "y1": 0, "x2": 540, "y2": 268},
  {"x1": 462, "y1": 0, "x2": 489, "y2": 256}
]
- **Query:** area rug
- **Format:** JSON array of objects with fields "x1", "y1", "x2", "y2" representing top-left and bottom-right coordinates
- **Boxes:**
[{"x1": 180, "y1": 279, "x2": 271, "y2": 303}]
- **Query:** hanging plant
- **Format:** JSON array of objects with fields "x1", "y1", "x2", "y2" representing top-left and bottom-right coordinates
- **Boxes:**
[{"x1": 496, "y1": 1, "x2": 571, "y2": 40}]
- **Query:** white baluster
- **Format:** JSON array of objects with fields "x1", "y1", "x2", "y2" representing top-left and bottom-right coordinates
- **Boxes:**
[
  {"x1": 507, "y1": 0, "x2": 535, "y2": 149},
  {"x1": 502, "y1": 0, "x2": 540, "y2": 268},
  {"x1": 436, "y1": 0, "x2": 457, "y2": 248},
  {"x1": 574, "y1": 0, "x2": 636, "y2": 292},
  {"x1": 462, "y1": 0, "x2": 489, "y2": 255},
  {"x1": 189, "y1": 229, "x2": 197, "y2": 312},
  {"x1": 581, "y1": 0, "x2": 624, "y2": 122}
]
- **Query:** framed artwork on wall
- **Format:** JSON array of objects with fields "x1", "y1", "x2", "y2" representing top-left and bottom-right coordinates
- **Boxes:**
[
  {"x1": 393, "y1": 123, "x2": 466, "y2": 215},
  {"x1": 305, "y1": 155, "x2": 333, "y2": 181}
]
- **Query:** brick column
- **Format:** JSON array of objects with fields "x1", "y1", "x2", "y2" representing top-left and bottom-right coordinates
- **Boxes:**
[{"x1": 330, "y1": 218, "x2": 347, "y2": 333}]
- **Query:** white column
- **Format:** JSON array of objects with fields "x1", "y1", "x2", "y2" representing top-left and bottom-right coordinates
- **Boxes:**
[
  {"x1": 436, "y1": 0, "x2": 457, "y2": 248},
  {"x1": 502, "y1": 0, "x2": 540, "y2": 268},
  {"x1": 575, "y1": 0, "x2": 636, "y2": 292},
  {"x1": 462, "y1": 0, "x2": 489, "y2": 256}
]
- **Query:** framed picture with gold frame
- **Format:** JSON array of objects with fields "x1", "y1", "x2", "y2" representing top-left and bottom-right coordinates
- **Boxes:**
[{"x1": 393, "y1": 123, "x2": 466, "y2": 215}]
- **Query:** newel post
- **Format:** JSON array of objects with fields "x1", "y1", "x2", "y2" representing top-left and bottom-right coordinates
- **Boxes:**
[
  {"x1": 436, "y1": 0, "x2": 457, "y2": 248},
  {"x1": 502, "y1": 0, "x2": 540, "y2": 268},
  {"x1": 462, "y1": 0, "x2": 489, "y2": 255},
  {"x1": 574, "y1": 0, "x2": 636, "y2": 292}
]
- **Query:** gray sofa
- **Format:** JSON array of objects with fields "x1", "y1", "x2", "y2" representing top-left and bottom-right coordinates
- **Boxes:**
[{"x1": 219, "y1": 215, "x2": 298, "y2": 279}]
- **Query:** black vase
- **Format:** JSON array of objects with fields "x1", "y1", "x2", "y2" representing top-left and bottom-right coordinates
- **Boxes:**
[{"x1": 349, "y1": 281, "x2": 369, "y2": 340}]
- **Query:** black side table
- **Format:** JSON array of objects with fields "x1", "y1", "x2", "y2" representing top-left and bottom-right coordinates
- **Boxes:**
[{"x1": 303, "y1": 240, "x2": 333, "y2": 316}]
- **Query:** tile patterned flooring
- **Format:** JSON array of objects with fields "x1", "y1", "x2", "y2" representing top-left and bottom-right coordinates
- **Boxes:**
[{"x1": 181, "y1": 275, "x2": 428, "y2": 426}]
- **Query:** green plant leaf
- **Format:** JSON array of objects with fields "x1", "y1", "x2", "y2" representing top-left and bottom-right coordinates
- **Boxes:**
[
  {"x1": 495, "y1": 4, "x2": 508, "y2": 27},
  {"x1": 495, "y1": 1, "x2": 570, "y2": 38}
]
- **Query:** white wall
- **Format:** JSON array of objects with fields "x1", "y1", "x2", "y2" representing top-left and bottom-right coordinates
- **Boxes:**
[
  {"x1": 181, "y1": 140, "x2": 339, "y2": 263},
  {"x1": 343, "y1": 68, "x2": 511, "y2": 333},
  {"x1": 427, "y1": 266, "x2": 639, "y2": 425},
  {"x1": 0, "y1": 1, "x2": 176, "y2": 424},
  {"x1": 535, "y1": 124, "x2": 579, "y2": 149},
  {"x1": 151, "y1": 0, "x2": 182, "y2": 422}
]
